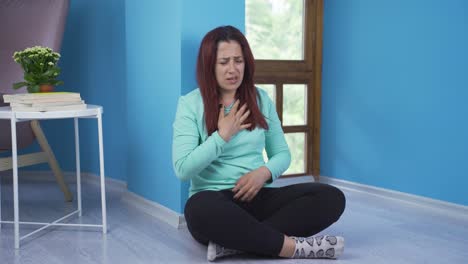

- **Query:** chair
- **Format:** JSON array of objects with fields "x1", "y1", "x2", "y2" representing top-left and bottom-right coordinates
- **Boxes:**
[{"x1": 0, "y1": 0, "x2": 72, "y2": 201}]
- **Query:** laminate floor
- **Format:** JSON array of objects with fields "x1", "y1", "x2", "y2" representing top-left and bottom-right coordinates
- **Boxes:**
[{"x1": 0, "y1": 175, "x2": 467, "y2": 264}]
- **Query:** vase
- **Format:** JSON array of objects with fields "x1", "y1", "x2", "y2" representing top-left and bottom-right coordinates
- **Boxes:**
[{"x1": 39, "y1": 84, "x2": 54, "y2": 92}]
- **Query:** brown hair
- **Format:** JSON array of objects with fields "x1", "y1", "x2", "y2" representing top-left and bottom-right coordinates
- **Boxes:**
[{"x1": 196, "y1": 25, "x2": 268, "y2": 135}]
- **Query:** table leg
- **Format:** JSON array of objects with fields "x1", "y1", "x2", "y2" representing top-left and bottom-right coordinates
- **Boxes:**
[
  {"x1": 10, "y1": 117, "x2": 20, "y2": 249},
  {"x1": 74, "y1": 118, "x2": 82, "y2": 216},
  {"x1": 97, "y1": 112, "x2": 107, "y2": 234}
]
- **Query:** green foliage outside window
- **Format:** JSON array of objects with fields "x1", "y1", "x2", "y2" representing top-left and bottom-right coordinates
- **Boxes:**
[{"x1": 246, "y1": 0, "x2": 304, "y2": 60}]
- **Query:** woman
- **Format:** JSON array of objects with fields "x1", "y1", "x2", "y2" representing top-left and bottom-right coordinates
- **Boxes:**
[{"x1": 172, "y1": 25, "x2": 345, "y2": 261}]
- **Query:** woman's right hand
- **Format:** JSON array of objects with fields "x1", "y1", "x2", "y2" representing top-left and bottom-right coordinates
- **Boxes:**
[{"x1": 218, "y1": 100, "x2": 251, "y2": 142}]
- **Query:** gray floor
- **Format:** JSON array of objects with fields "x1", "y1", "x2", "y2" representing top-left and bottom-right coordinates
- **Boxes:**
[{"x1": 0, "y1": 175, "x2": 467, "y2": 264}]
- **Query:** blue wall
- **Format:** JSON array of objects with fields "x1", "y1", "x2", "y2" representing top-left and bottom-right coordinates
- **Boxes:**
[
  {"x1": 51, "y1": 0, "x2": 243, "y2": 213},
  {"x1": 48, "y1": 0, "x2": 468, "y2": 214},
  {"x1": 45, "y1": 0, "x2": 128, "y2": 182},
  {"x1": 125, "y1": 0, "x2": 183, "y2": 212},
  {"x1": 321, "y1": 0, "x2": 468, "y2": 205},
  {"x1": 125, "y1": 0, "x2": 244, "y2": 213}
]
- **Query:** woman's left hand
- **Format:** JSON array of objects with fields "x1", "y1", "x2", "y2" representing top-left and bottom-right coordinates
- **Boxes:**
[{"x1": 233, "y1": 166, "x2": 272, "y2": 202}]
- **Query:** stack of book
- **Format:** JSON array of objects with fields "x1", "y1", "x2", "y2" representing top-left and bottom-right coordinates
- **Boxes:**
[{"x1": 3, "y1": 92, "x2": 87, "y2": 112}]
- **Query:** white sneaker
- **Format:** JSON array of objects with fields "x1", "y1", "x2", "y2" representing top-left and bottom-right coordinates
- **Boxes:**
[{"x1": 207, "y1": 241, "x2": 242, "y2": 261}]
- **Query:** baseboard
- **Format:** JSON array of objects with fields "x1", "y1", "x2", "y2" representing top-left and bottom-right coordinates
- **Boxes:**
[
  {"x1": 274, "y1": 175, "x2": 468, "y2": 221},
  {"x1": 0, "y1": 170, "x2": 127, "y2": 192},
  {"x1": 319, "y1": 176, "x2": 468, "y2": 221},
  {"x1": 75, "y1": 172, "x2": 127, "y2": 192},
  {"x1": 9, "y1": 171, "x2": 466, "y2": 227},
  {"x1": 121, "y1": 191, "x2": 185, "y2": 229},
  {"x1": 0, "y1": 170, "x2": 185, "y2": 229}
]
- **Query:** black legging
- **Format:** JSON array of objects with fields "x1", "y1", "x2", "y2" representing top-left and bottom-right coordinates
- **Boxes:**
[{"x1": 184, "y1": 182, "x2": 346, "y2": 256}]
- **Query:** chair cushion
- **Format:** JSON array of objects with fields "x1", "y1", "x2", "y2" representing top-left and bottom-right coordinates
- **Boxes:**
[{"x1": 0, "y1": 122, "x2": 36, "y2": 151}]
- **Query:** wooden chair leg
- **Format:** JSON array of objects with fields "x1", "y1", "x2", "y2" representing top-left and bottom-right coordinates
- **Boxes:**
[{"x1": 30, "y1": 120, "x2": 73, "y2": 202}]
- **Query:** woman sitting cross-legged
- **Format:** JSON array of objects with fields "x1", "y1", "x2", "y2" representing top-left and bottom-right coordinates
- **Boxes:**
[{"x1": 172, "y1": 25, "x2": 346, "y2": 261}]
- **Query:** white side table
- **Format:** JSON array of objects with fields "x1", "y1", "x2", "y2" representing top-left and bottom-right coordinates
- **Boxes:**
[{"x1": 0, "y1": 105, "x2": 107, "y2": 249}]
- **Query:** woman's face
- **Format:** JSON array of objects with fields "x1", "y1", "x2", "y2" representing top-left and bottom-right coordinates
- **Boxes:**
[{"x1": 215, "y1": 41, "x2": 245, "y2": 95}]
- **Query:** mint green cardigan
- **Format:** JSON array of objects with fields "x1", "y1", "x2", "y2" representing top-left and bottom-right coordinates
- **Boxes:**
[{"x1": 172, "y1": 88, "x2": 291, "y2": 197}]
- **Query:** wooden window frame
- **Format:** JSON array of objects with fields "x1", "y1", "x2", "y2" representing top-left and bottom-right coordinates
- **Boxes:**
[{"x1": 253, "y1": 0, "x2": 323, "y2": 181}]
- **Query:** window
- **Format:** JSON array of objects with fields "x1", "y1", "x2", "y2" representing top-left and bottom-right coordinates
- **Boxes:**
[{"x1": 246, "y1": 0, "x2": 323, "y2": 179}]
